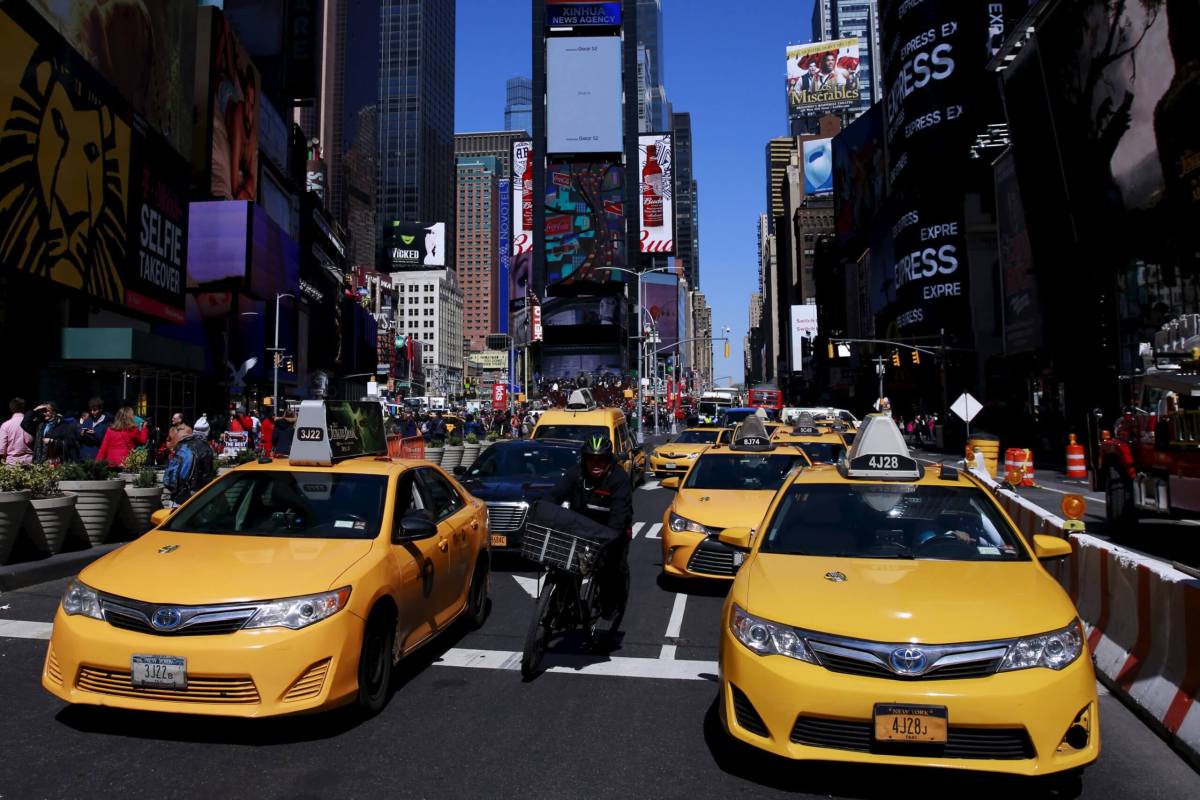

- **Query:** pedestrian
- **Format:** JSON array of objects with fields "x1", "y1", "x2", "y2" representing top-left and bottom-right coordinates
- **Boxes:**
[
  {"x1": 400, "y1": 412, "x2": 418, "y2": 438},
  {"x1": 272, "y1": 410, "x2": 296, "y2": 457},
  {"x1": 21, "y1": 401, "x2": 80, "y2": 463},
  {"x1": 96, "y1": 406, "x2": 148, "y2": 468},
  {"x1": 193, "y1": 411, "x2": 211, "y2": 438},
  {"x1": 171, "y1": 412, "x2": 185, "y2": 427},
  {"x1": 163, "y1": 423, "x2": 216, "y2": 506},
  {"x1": 259, "y1": 412, "x2": 275, "y2": 455},
  {"x1": 432, "y1": 411, "x2": 448, "y2": 444},
  {"x1": 78, "y1": 397, "x2": 109, "y2": 461},
  {"x1": 0, "y1": 397, "x2": 33, "y2": 465}
]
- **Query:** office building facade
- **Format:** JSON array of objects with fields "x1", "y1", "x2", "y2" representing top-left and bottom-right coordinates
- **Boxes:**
[
  {"x1": 504, "y1": 76, "x2": 533, "y2": 134},
  {"x1": 455, "y1": 156, "x2": 501, "y2": 352}
]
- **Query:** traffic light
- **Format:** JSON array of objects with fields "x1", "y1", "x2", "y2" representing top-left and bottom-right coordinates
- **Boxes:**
[
  {"x1": 723, "y1": 341, "x2": 730, "y2": 359},
  {"x1": 911, "y1": 350, "x2": 920, "y2": 365},
  {"x1": 891, "y1": 351, "x2": 900, "y2": 367},
  {"x1": 272, "y1": 351, "x2": 283, "y2": 368},
  {"x1": 286, "y1": 356, "x2": 295, "y2": 373}
]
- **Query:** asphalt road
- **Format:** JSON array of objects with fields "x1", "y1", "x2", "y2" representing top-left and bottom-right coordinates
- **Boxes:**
[{"x1": 1, "y1": 482, "x2": 1198, "y2": 799}]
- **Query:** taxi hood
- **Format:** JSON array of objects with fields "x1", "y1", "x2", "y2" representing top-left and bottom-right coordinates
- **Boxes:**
[
  {"x1": 81, "y1": 529, "x2": 375, "y2": 605},
  {"x1": 674, "y1": 490, "x2": 776, "y2": 530},
  {"x1": 742, "y1": 554, "x2": 1077, "y2": 643}
]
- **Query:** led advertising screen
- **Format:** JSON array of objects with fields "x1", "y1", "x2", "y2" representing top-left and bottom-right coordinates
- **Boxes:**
[
  {"x1": 187, "y1": 202, "x2": 251, "y2": 287},
  {"x1": 382, "y1": 222, "x2": 446, "y2": 271},
  {"x1": 544, "y1": 161, "x2": 625, "y2": 287},
  {"x1": 786, "y1": 38, "x2": 861, "y2": 117},
  {"x1": 545, "y1": 1, "x2": 621, "y2": 28},
  {"x1": 0, "y1": 0, "x2": 189, "y2": 324},
  {"x1": 498, "y1": 177, "x2": 511, "y2": 334},
  {"x1": 547, "y1": 36, "x2": 622, "y2": 154},
  {"x1": 643, "y1": 274, "x2": 680, "y2": 350},
  {"x1": 833, "y1": 104, "x2": 886, "y2": 252},
  {"x1": 790, "y1": 305, "x2": 819, "y2": 370},
  {"x1": 511, "y1": 140, "x2": 534, "y2": 257},
  {"x1": 802, "y1": 138, "x2": 834, "y2": 196},
  {"x1": 195, "y1": 7, "x2": 260, "y2": 201},
  {"x1": 638, "y1": 133, "x2": 675, "y2": 254}
]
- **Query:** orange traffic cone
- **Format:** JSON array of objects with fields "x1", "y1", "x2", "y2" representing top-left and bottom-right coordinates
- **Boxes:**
[{"x1": 1065, "y1": 434, "x2": 1087, "y2": 480}]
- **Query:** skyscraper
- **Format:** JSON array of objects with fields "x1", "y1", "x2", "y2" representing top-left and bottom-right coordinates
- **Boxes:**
[
  {"x1": 810, "y1": 0, "x2": 882, "y2": 122},
  {"x1": 504, "y1": 76, "x2": 533, "y2": 134},
  {"x1": 636, "y1": 0, "x2": 668, "y2": 131},
  {"x1": 455, "y1": 156, "x2": 501, "y2": 352},
  {"x1": 345, "y1": 105, "x2": 379, "y2": 268},
  {"x1": 292, "y1": 0, "x2": 349, "y2": 221},
  {"x1": 378, "y1": 0, "x2": 456, "y2": 263},
  {"x1": 672, "y1": 111, "x2": 700, "y2": 288},
  {"x1": 455, "y1": 130, "x2": 528, "y2": 179}
]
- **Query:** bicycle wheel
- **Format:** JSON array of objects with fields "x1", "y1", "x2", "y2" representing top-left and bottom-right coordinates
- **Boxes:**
[
  {"x1": 586, "y1": 559, "x2": 629, "y2": 650},
  {"x1": 521, "y1": 577, "x2": 556, "y2": 679}
]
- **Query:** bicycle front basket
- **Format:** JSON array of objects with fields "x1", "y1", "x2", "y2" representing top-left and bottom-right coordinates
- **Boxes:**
[{"x1": 522, "y1": 523, "x2": 603, "y2": 575}]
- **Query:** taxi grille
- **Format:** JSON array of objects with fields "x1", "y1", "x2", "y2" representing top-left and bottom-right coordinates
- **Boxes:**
[
  {"x1": 789, "y1": 716, "x2": 1035, "y2": 760},
  {"x1": 813, "y1": 652, "x2": 1002, "y2": 681},
  {"x1": 686, "y1": 539, "x2": 739, "y2": 577},
  {"x1": 281, "y1": 658, "x2": 332, "y2": 703},
  {"x1": 486, "y1": 503, "x2": 528, "y2": 533},
  {"x1": 45, "y1": 646, "x2": 63, "y2": 687},
  {"x1": 100, "y1": 597, "x2": 258, "y2": 637},
  {"x1": 76, "y1": 666, "x2": 260, "y2": 704}
]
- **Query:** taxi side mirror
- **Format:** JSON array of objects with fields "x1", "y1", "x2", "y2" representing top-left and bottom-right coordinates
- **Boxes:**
[
  {"x1": 718, "y1": 527, "x2": 754, "y2": 550},
  {"x1": 394, "y1": 511, "x2": 437, "y2": 543},
  {"x1": 1032, "y1": 534, "x2": 1072, "y2": 561},
  {"x1": 150, "y1": 507, "x2": 174, "y2": 528},
  {"x1": 660, "y1": 476, "x2": 680, "y2": 490}
]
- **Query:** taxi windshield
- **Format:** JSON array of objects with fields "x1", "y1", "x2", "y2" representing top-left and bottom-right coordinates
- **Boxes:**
[
  {"x1": 761, "y1": 484, "x2": 1029, "y2": 561},
  {"x1": 796, "y1": 442, "x2": 845, "y2": 464},
  {"x1": 533, "y1": 424, "x2": 608, "y2": 443},
  {"x1": 683, "y1": 453, "x2": 801, "y2": 491},
  {"x1": 163, "y1": 472, "x2": 388, "y2": 540},
  {"x1": 671, "y1": 430, "x2": 720, "y2": 444},
  {"x1": 467, "y1": 445, "x2": 576, "y2": 481}
]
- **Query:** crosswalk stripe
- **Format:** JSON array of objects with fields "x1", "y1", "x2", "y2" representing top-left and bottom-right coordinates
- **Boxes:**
[
  {"x1": 645, "y1": 523, "x2": 662, "y2": 540},
  {"x1": 631, "y1": 521, "x2": 645, "y2": 539},
  {"x1": 639, "y1": 481, "x2": 661, "y2": 491},
  {"x1": 0, "y1": 620, "x2": 52, "y2": 640},
  {"x1": 436, "y1": 647, "x2": 717, "y2": 681}
]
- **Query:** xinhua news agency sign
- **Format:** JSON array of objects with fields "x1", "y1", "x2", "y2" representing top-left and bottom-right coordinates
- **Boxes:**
[{"x1": 545, "y1": 1, "x2": 621, "y2": 27}]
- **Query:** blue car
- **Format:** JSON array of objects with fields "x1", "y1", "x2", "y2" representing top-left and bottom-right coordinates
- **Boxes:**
[{"x1": 454, "y1": 439, "x2": 579, "y2": 552}]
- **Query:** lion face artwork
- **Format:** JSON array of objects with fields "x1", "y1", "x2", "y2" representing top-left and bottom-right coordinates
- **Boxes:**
[{"x1": 0, "y1": 12, "x2": 131, "y2": 304}]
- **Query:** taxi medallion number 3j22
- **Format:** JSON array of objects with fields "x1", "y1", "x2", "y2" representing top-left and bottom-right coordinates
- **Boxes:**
[{"x1": 297, "y1": 427, "x2": 324, "y2": 442}]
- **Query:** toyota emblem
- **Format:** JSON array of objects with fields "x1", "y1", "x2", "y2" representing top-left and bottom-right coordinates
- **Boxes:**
[
  {"x1": 824, "y1": 571, "x2": 847, "y2": 583},
  {"x1": 889, "y1": 647, "x2": 928, "y2": 675},
  {"x1": 151, "y1": 607, "x2": 183, "y2": 631}
]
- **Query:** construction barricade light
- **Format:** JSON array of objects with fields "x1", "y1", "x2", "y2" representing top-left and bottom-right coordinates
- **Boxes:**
[{"x1": 1061, "y1": 494, "x2": 1087, "y2": 521}]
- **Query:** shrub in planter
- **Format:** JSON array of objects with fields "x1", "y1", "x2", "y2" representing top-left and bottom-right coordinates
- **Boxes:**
[
  {"x1": 118, "y1": 448, "x2": 149, "y2": 483},
  {"x1": 59, "y1": 460, "x2": 125, "y2": 546},
  {"x1": 0, "y1": 465, "x2": 31, "y2": 564},
  {"x1": 120, "y1": 468, "x2": 164, "y2": 537},
  {"x1": 21, "y1": 464, "x2": 77, "y2": 555}
]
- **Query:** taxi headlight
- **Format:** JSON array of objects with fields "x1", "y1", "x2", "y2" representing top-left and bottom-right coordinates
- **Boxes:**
[
  {"x1": 244, "y1": 587, "x2": 352, "y2": 630},
  {"x1": 687, "y1": 452, "x2": 699, "y2": 459},
  {"x1": 729, "y1": 605, "x2": 816, "y2": 663},
  {"x1": 998, "y1": 621, "x2": 1083, "y2": 672},
  {"x1": 61, "y1": 579, "x2": 103, "y2": 620},
  {"x1": 669, "y1": 512, "x2": 709, "y2": 534}
]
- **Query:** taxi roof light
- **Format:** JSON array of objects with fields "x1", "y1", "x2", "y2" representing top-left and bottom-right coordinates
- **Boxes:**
[
  {"x1": 289, "y1": 400, "x2": 389, "y2": 467},
  {"x1": 565, "y1": 388, "x2": 598, "y2": 411},
  {"x1": 838, "y1": 414, "x2": 922, "y2": 481},
  {"x1": 730, "y1": 416, "x2": 774, "y2": 452},
  {"x1": 791, "y1": 412, "x2": 819, "y2": 437}
]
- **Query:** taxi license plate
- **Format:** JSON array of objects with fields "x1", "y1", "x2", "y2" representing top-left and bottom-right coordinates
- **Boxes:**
[
  {"x1": 873, "y1": 704, "x2": 947, "y2": 743},
  {"x1": 665, "y1": 462, "x2": 677, "y2": 470},
  {"x1": 490, "y1": 534, "x2": 507, "y2": 548},
  {"x1": 131, "y1": 655, "x2": 186, "y2": 689}
]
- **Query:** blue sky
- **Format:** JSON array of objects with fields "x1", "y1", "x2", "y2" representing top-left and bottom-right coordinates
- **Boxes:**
[{"x1": 456, "y1": 0, "x2": 813, "y2": 385}]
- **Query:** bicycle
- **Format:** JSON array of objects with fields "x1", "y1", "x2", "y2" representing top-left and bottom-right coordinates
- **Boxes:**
[{"x1": 519, "y1": 518, "x2": 629, "y2": 679}]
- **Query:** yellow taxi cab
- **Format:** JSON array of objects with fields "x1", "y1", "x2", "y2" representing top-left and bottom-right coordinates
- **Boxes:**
[
  {"x1": 717, "y1": 414, "x2": 1098, "y2": 782},
  {"x1": 531, "y1": 389, "x2": 642, "y2": 483},
  {"x1": 770, "y1": 413, "x2": 849, "y2": 465},
  {"x1": 660, "y1": 417, "x2": 811, "y2": 580},
  {"x1": 648, "y1": 427, "x2": 732, "y2": 478},
  {"x1": 42, "y1": 400, "x2": 491, "y2": 718}
]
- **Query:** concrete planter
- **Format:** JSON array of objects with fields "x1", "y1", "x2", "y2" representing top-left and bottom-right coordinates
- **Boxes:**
[
  {"x1": 23, "y1": 492, "x2": 78, "y2": 555},
  {"x1": 0, "y1": 489, "x2": 31, "y2": 565},
  {"x1": 59, "y1": 479, "x2": 125, "y2": 546},
  {"x1": 441, "y1": 445, "x2": 464, "y2": 470},
  {"x1": 425, "y1": 446, "x2": 444, "y2": 466},
  {"x1": 461, "y1": 444, "x2": 480, "y2": 468},
  {"x1": 120, "y1": 485, "x2": 164, "y2": 537}
]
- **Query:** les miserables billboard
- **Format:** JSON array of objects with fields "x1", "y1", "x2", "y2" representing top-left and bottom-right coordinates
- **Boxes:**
[{"x1": 0, "y1": 0, "x2": 189, "y2": 324}]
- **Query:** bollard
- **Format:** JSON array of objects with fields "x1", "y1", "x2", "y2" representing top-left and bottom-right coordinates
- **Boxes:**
[{"x1": 1065, "y1": 433, "x2": 1087, "y2": 480}]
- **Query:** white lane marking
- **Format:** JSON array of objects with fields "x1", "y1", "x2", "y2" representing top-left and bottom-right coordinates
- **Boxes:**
[
  {"x1": 436, "y1": 647, "x2": 717, "y2": 681},
  {"x1": 644, "y1": 523, "x2": 662, "y2": 540},
  {"x1": 1028, "y1": 483, "x2": 1105, "y2": 503},
  {"x1": 639, "y1": 481, "x2": 661, "y2": 491},
  {"x1": 660, "y1": 644, "x2": 677, "y2": 660},
  {"x1": 631, "y1": 521, "x2": 645, "y2": 539},
  {"x1": 512, "y1": 575, "x2": 540, "y2": 599},
  {"x1": 665, "y1": 592, "x2": 688, "y2": 639},
  {"x1": 0, "y1": 620, "x2": 52, "y2": 640}
]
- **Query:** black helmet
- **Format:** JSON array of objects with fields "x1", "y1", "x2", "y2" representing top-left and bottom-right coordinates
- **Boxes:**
[
  {"x1": 582, "y1": 435, "x2": 614, "y2": 479},
  {"x1": 581, "y1": 435, "x2": 614, "y2": 457}
]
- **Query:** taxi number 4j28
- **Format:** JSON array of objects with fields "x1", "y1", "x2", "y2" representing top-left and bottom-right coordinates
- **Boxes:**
[{"x1": 867, "y1": 455, "x2": 899, "y2": 469}]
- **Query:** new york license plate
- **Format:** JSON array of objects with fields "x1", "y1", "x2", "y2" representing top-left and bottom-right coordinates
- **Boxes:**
[
  {"x1": 131, "y1": 655, "x2": 186, "y2": 689},
  {"x1": 665, "y1": 462, "x2": 677, "y2": 470},
  {"x1": 490, "y1": 534, "x2": 507, "y2": 547},
  {"x1": 873, "y1": 704, "x2": 948, "y2": 743}
]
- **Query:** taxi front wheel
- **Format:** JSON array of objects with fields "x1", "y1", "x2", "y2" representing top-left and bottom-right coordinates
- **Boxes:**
[
  {"x1": 356, "y1": 610, "x2": 395, "y2": 715},
  {"x1": 464, "y1": 556, "x2": 491, "y2": 629}
]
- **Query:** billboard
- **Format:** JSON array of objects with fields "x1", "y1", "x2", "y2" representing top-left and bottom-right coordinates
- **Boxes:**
[
  {"x1": 547, "y1": 36, "x2": 622, "y2": 154},
  {"x1": 511, "y1": 140, "x2": 534, "y2": 256},
  {"x1": 28, "y1": 0, "x2": 197, "y2": 157},
  {"x1": 0, "y1": 0, "x2": 189, "y2": 325},
  {"x1": 498, "y1": 177, "x2": 511, "y2": 334},
  {"x1": 644, "y1": 275, "x2": 680, "y2": 350},
  {"x1": 195, "y1": 7, "x2": 260, "y2": 201},
  {"x1": 833, "y1": 103, "x2": 886, "y2": 252},
  {"x1": 995, "y1": 148, "x2": 1040, "y2": 354},
  {"x1": 802, "y1": 138, "x2": 834, "y2": 195},
  {"x1": 383, "y1": 222, "x2": 446, "y2": 270},
  {"x1": 544, "y1": 161, "x2": 625, "y2": 286},
  {"x1": 786, "y1": 38, "x2": 861, "y2": 117},
  {"x1": 790, "y1": 305, "x2": 819, "y2": 369},
  {"x1": 638, "y1": 133, "x2": 675, "y2": 254},
  {"x1": 545, "y1": 1, "x2": 621, "y2": 28}
]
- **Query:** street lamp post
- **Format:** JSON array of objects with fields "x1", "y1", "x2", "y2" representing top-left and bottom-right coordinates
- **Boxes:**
[{"x1": 271, "y1": 293, "x2": 295, "y2": 411}]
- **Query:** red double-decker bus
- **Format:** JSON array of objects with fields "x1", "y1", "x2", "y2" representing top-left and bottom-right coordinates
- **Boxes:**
[{"x1": 748, "y1": 387, "x2": 783, "y2": 414}]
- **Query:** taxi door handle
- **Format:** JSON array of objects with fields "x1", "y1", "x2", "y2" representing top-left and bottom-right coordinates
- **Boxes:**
[{"x1": 438, "y1": 538, "x2": 449, "y2": 552}]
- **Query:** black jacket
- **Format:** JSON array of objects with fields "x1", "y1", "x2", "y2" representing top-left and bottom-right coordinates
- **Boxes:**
[
  {"x1": 272, "y1": 418, "x2": 295, "y2": 456},
  {"x1": 21, "y1": 413, "x2": 79, "y2": 463},
  {"x1": 549, "y1": 463, "x2": 633, "y2": 535}
]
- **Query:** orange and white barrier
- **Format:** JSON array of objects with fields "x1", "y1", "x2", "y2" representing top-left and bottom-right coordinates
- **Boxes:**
[
  {"x1": 971, "y1": 457, "x2": 1200, "y2": 768},
  {"x1": 1003, "y1": 447, "x2": 1035, "y2": 486},
  {"x1": 1065, "y1": 434, "x2": 1087, "y2": 480},
  {"x1": 386, "y1": 435, "x2": 425, "y2": 460}
]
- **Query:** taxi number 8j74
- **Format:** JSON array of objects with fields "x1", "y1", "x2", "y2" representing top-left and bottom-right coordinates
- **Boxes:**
[{"x1": 867, "y1": 455, "x2": 899, "y2": 469}]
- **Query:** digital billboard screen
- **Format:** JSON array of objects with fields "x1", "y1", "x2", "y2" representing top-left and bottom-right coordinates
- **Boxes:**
[
  {"x1": 498, "y1": 177, "x2": 511, "y2": 334},
  {"x1": 187, "y1": 202, "x2": 251, "y2": 287},
  {"x1": 382, "y1": 222, "x2": 446, "y2": 271},
  {"x1": 790, "y1": 304, "x2": 819, "y2": 370},
  {"x1": 544, "y1": 161, "x2": 625, "y2": 287},
  {"x1": 786, "y1": 38, "x2": 861, "y2": 117},
  {"x1": 511, "y1": 140, "x2": 534, "y2": 257},
  {"x1": 547, "y1": 36, "x2": 622, "y2": 154},
  {"x1": 643, "y1": 275, "x2": 680, "y2": 350},
  {"x1": 545, "y1": 1, "x2": 621, "y2": 28},
  {"x1": 196, "y1": 7, "x2": 260, "y2": 201},
  {"x1": 802, "y1": 138, "x2": 834, "y2": 196},
  {"x1": 638, "y1": 133, "x2": 675, "y2": 254},
  {"x1": 833, "y1": 104, "x2": 886, "y2": 252}
]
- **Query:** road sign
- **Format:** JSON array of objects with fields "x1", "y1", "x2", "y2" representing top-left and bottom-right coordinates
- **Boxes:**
[{"x1": 950, "y1": 393, "x2": 982, "y2": 423}]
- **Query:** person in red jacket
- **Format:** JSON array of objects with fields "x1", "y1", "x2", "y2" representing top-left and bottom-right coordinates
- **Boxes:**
[{"x1": 96, "y1": 406, "x2": 147, "y2": 468}]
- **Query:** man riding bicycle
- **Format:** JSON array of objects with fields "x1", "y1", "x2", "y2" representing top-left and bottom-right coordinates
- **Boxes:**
[{"x1": 548, "y1": 435, "x2": 632, "y2": 615}]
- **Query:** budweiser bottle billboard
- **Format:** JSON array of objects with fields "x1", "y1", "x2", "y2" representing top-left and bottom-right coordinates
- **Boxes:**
[{"x1": 642, "y1": 144, "x2": 663, "y2": 227}]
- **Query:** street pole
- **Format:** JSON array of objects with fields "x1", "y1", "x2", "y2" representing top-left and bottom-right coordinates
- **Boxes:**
[
  {"x1": 636, "y1": 271, "x2": 643, "y2": 442},
  {"x1": 271, "y1": 293, "x2": 294, "y2": 413}
]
